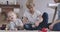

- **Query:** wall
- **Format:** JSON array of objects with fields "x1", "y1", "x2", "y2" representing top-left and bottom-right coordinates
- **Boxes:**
[{"x1": 0, "y1": 0, "x2": 58, "y2": 23}]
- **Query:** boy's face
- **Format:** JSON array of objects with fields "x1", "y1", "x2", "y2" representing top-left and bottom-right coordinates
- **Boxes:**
[{"x1": 28, "y1": 5, "x2": 34, "y2": 12}]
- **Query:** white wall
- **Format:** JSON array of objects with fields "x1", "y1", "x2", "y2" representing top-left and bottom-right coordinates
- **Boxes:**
[
  {"x1": 34, "y1": 0, "x2": 56, "y2": 23},
  {"x1": 0, "y1": 0, "x2": 58, "y2": 23}
]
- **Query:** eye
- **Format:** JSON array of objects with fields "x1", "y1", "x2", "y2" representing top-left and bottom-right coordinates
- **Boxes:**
[{"x1": 8, "y1": 16, "x2": 11, "y2": 18}]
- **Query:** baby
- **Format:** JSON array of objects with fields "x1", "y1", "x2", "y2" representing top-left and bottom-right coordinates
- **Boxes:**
[{"x1": 6, "y1": 11, "x2": 23, "y2": 30}]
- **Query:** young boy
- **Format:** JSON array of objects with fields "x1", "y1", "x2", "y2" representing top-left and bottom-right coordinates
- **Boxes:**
[{"x1": 23, "y1": 2, "x2": 48, "y2": 30}]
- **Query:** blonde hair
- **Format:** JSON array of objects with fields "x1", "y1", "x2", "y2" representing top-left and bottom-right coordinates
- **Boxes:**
[{"x1": 26, "y1": 0, "x2": 35, "y2": 8}]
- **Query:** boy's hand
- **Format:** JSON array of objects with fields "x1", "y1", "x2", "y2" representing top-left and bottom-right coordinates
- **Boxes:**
[
  {"x1": 49, "y1": 25, "x2": 53, "y2": 30},
  {"x1": 35, "y1": 21, "x2": 40, "y2": 27}
]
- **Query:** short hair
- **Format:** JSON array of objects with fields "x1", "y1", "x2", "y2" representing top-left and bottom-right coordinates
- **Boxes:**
[{"x1": 26, "y1": 3, "x2": 35, "y2": 8}]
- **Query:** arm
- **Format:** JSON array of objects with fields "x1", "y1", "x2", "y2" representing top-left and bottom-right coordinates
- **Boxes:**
[
  {"x1": 51, "y1": 20, "x2": 60, "y2": 26},
  {"x1": 22, "y1": 17, "x2": 28, "y2": 25},
  {"x1": 17, "y1": 19, "x2": 24, "y2": 29},
  {"x1": 38, "y1": 15, "x2": 43, "y2": 23},
  {"x1": 49, "y1": 20, "x2": 60, "y2": 30},
  {"x1": 35, "y1": 15, "x2": 43, "y2": 26}
]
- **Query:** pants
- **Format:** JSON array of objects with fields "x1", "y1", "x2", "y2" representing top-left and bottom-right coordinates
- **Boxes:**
[
  {"x1": 53, "y1": 22, "x2": 60, "y2": 31},
  {"x1": 24, "y1": 12, "x2": 48, "y2": 30}
]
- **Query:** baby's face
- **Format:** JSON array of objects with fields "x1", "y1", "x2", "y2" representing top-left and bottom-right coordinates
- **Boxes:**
[{"x1": 7, "y1": 13, "x2": 17, "y2": 21}]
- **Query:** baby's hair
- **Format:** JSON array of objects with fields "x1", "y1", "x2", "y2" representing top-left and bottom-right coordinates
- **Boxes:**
[{"x1": 7, "y1": 11, "x2": 17, "y2": 18}]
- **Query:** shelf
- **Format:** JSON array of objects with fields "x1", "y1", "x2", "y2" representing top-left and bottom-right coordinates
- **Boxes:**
[{"x1": 0, "y1": 4, "x2": 20, "y2": 8}]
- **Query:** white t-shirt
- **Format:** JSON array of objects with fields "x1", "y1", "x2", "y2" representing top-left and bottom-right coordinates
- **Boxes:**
[
  {"x1": 7, "y1": 18, "x2": 23, "y2": 30},
  {"x1": 23, "y1": 10, "x2": 42, "y2": 24}
]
